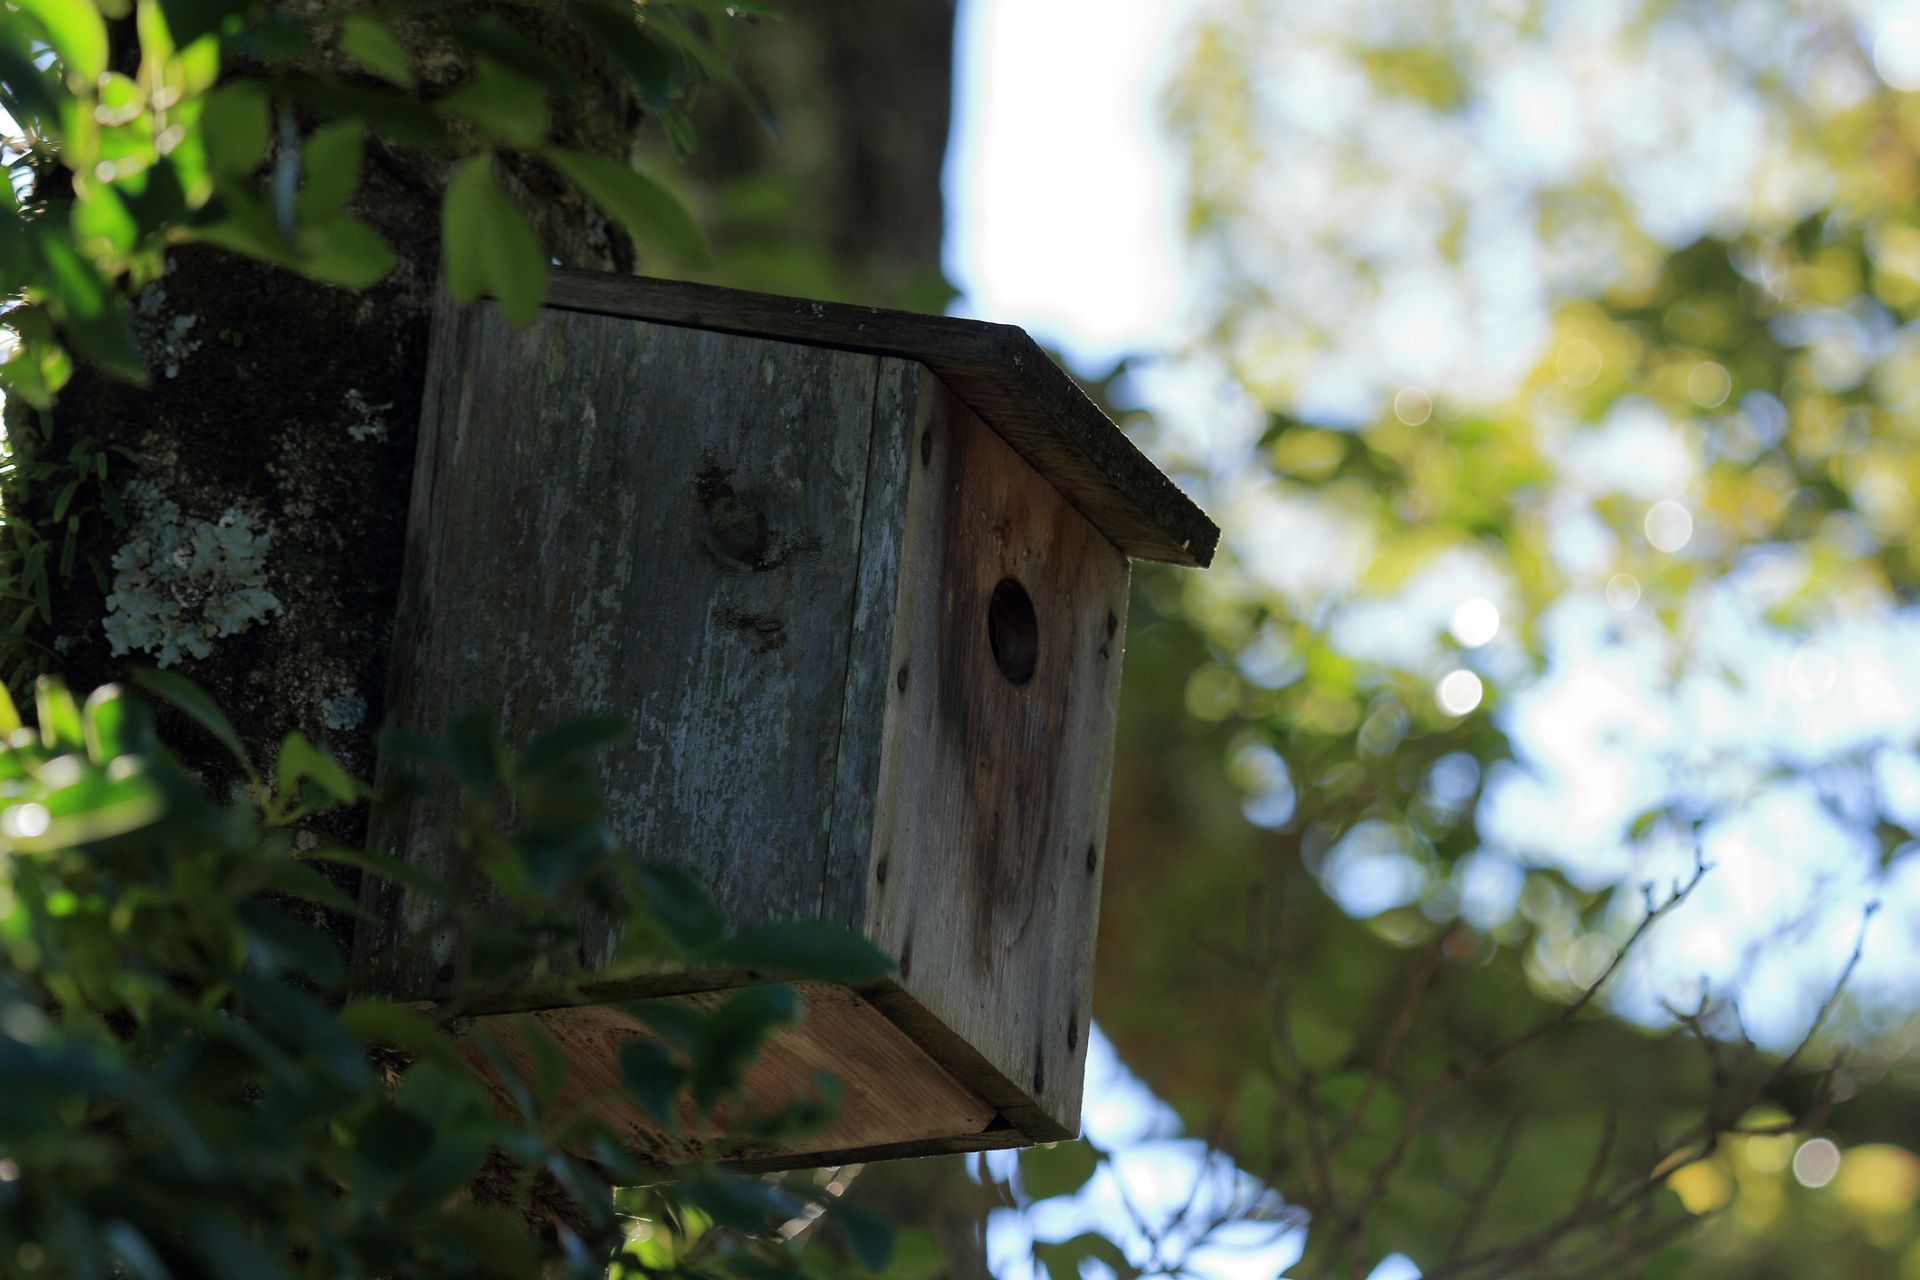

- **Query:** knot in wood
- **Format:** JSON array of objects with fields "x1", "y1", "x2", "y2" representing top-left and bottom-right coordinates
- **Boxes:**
[{"x1": 695, "y1": 462, "x2": 773, "y2": 569}]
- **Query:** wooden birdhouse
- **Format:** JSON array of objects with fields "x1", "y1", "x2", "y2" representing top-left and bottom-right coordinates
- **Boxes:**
[{"x1": 353, "y1": 270, "x2": 1218, "y2": 1170}]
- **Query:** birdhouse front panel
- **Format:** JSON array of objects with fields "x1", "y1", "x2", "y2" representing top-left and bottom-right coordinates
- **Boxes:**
[
  {"x1": 356, "y1": 270, "x2": 1217, "y2": 1168},
  {"x1": 356, "y1": 299, "x2": 893, "y2": 1004},
  {"x1": 850, "y1": 368, "x2": 1130, "y2": 1142}
]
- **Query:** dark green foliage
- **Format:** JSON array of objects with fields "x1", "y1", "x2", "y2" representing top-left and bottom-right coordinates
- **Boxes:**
[
  {"x1": 0, "y1": 0, "x2": 738, "y2": 407},
  {"x1": 0, "y1": 672, "x2": 894, "y2": 1278}
]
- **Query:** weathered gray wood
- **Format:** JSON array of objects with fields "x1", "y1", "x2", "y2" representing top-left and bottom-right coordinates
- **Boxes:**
[
  {"x1": 820, "y1": 357, "x2": 926, "y2": 930},
  {"x1": 356, "y1": 300, "x2": 884, "y2": 996},
  {"x1": 543, "y1": 269, "x2": 1219, "y2": 569},
  {"x1": 359, "y1": 284, "x2": 1170, "y2": 1165},
  {"x1": 859, "y1": 373, "x2": 1131, "y2": 1140}
]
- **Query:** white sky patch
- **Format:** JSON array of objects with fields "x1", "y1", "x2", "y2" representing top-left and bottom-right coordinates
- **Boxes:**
[{"x1": 945, "y1": 0, "x2": 1197, "y2": 371}]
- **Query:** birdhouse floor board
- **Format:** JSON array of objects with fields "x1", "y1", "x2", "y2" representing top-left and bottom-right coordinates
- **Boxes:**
[{"x1": 460, "y1": 982, "x2": 1007, "y2": 1170}]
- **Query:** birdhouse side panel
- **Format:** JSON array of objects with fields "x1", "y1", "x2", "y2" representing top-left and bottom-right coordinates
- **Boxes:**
[
  {"x1": 861, "y1": 373, "x2": 1132, "y2": 1139},
  {"x1": 360, "y1": 300, "x2": 886, "y2": 998}
]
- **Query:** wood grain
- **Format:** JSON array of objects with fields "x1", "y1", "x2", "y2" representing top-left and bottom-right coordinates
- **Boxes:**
[
  {"x1": 356, "y1": 301, "x2": 883, "y2": 995},
  {"x1": 860, "y1": 374, "x2": 1131, "y2": 1140},
  {"x1": 464, "y1": 981, "x2": 1003, "y2": 1170},
  {"x1": 543, "y1": 269, "x2": 1217, "y2": 569},
  {"x1": 359, "y1": 290, "x2": 1160, "y2": 1161}
]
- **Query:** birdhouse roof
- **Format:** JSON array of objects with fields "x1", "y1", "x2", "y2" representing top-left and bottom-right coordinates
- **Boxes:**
[{"x1": 547, "y1": 270, "x2": 1219, "y2": 567}]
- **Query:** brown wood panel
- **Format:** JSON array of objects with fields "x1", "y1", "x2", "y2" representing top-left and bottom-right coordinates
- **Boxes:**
[
  {"x1": 356, "y1": 301, "x2": 882, "y2": 997},
  {"x1": 465, "y1": 981, "x2": 1001, "y2": 1169},
  {"x1": 861, "y1": 374, "x2": 1132, "y2": 1140},
  {"x1": 543, "y1": 269, "x2": 1218, "y2": 569}
]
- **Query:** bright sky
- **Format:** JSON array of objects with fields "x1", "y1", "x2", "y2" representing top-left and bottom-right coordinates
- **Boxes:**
[
  {"x1": 946, "y1": 0, "x2": 1920, "y2": 1274},
  {"x1": 944, "y1": 0, "x2": 1197, "y2": 371}
]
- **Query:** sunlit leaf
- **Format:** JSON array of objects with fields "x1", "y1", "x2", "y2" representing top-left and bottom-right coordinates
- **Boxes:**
[{"x1": 442, "y1": 155, "x2": 546, "y2": 325}]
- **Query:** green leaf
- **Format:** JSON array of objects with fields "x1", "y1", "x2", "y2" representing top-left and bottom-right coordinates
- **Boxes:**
[
  {"x1": 304, "y1": 844, "x2": 453, "y2": 901},
  {"x1": 0, "y1": 41, "x2": 61, "y2": 124},
  {"x1": 34, "y1": 676, "x2": 84, "y2": 751},
  {"x1": 81, "y1": 682, "x2": 138, "y2": 761},
  {"x1": 72, "y1": 183, "x2": 137, "y2": 258},
  {"x1": 338, "y1": 999, "x2": 465, "y2": 1068},
  {"x1": 38, "y1": 231, "x2": 146, "y2": 379},
  {"x1": 675, "y1": 1168, "x2": 804, "y2": 1233},
  {"x1": 156, "y1": 0, "x2": 249, "y2": 46},
  {"x1": 0, "y1": 681, "x2": 22, "y2": 736},
  {"x1": 437, "y1": 59, "x2": 549, "y2": 147},
  {"x1": 13, "y1": 0, "x2": 109, "y2": 84},
  {"x1": 135, "y1": 0, "x2": 174, "y2": 63},
  {"x1": 102, "y1": 1222, "x2": 170, "y2": 1280},
  {"x1": 200, "y1": 82, "x2": 270, "y2": 175},
  {"x1": 565, "y1": 0, "x2": 675, "y2": 106},
  {"x1": 194, "y1": 1219, "x2": 294, "y2": 1280},
  {"x1": 635, "y1": 864, "x2": 725, "y2": 952},
  {"x1": 689, "y1": 984, "x2": 800, "y2": 1107},
  {"x1": 250, "y1": 856, "x2": 364, "y2": 917},
  {"x1": 832, "y1": 1203, "x2": 897, "y2": 1272},
  {"x1": 618, "y1": 1037, "x2": 686, "y2": 1124},
  {"x1": 132, "y1": 666, "x2": 256, "y2": 783},
  {"x1": 705, "y1": 920, "x2": 896, "y2": 984},
  {"x1": 442, "y1": 155, "x2": 547, "y2": 325},
  {"x1": 338, "y1": 15, "x2": 413, "y2": 88},
  {"x1": 357, "y1": 1101, "x2": 433, "y2": 1172},
  {"x1": 275, "y1": 731, "x2": 365, "y2": 810},
  {"x1": 517, "y1": 712, "x2": 631, "y2": 780},
  {"x1": 449, "y1": 18, "x2": 575, "y2": 91},
  {"x1": 1021, "y1": 1140, "x2": 1101, "y2": 1202},
  {"x1": 545, "y1": 147, "x2": 709, "y2": 266},
  {"x1": 294, "y1": 214, "x2": 395, "y2": 288},
  {"x1": 295, "y1": 120, "x2": 363, "y2": 224}
]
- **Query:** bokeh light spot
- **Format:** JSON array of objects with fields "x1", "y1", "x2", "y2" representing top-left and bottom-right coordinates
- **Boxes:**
[
  {"x1": 1393, "y1": 387, "x2": 1432, "y2": 425},
  {"x1": 1834, "y1": 1145, "x2": 1920, "y2": 1214},
  {"x1": 1669, "y1": 1161, "x2": 1732, "y2": 1214},
  {"x1": 1793, "y1": 1138, "x2": 1841, "y2": 1188},
  {"x1": 1436, "y1": 669, "x2": 1483, "y2": 716},
  {"x1": 1787, "y1": 646, "x2": 1837, "y2": 701},
  {"x1": 2, "y1": 803, "x2": 49, "y2": 840},
  {"x1": 1687, "y1": 360, "x2": 1732, "y2": 408},
  {"x1": 1449, "y1": 597, "x2": 1500, "y2": 648},
  {"x1": 1605, "y1": 573, "x2": 1642, "y2": 611},
  {"x1": 1645, "y1": 500, "x2": 1694, "y2": 552},
  {"x1": 1556, "y1": 339, "x2": 1602, "y2": 387},
  {"x1": 1875, "y1": 19, "x2": 1920, "y2": 91}
]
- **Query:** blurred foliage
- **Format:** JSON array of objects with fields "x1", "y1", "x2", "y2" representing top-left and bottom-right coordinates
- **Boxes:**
[
  {"x1": 0, "y1": 0, "x2": 761, "y2": 687},
  {"x1": 0, "y1": 0, "x2": 736, "y2": 411},
  {"x1": 1023, "y1": 1, "x2": 1920, "y2": 1278},
  {"x1": 0, "y1": 669, "x2": 898, "y2": 1277}
]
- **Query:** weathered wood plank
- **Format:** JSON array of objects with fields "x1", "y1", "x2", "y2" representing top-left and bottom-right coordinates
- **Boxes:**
[
  {"x1": 357, "y1": 302, "x2": 882, "y2": 996},
  {"x1": 820, "y1": 357, "x2": 925, "y2": 930},
  {"x1": 543, "y1": 269, "x2": 1218, "y2": 569},
  {"x1": 861, "y1": 373, "x2": 1132, "y2": 1139},
  {"x1": 465, "y1": 981, "x2": 1001, "y2": 1170}
]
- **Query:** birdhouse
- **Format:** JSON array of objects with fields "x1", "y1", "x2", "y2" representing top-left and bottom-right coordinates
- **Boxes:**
[{"x1": 353, "y1": 270, "x2": 1218, "y2": 1170}]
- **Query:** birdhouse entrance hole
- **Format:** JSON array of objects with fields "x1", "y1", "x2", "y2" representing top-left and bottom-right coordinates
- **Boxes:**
[{"x1": 988, "y1": 577, "x2": 1038, "y2": 685}]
